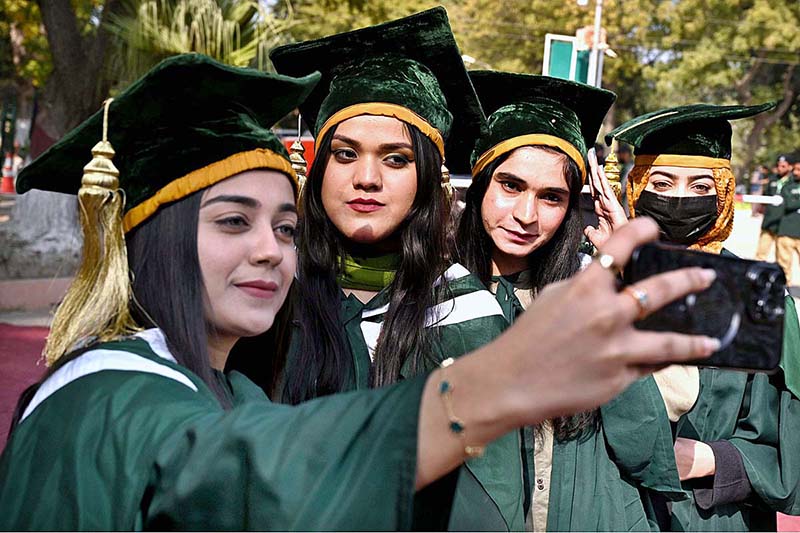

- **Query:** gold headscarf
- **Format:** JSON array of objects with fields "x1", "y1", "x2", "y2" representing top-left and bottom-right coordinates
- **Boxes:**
[{"x1": 627, "y1": 155, "x2": 736, "y2": 255}]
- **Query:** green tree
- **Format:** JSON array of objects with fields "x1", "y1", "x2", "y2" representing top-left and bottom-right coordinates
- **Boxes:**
[
  {"x1": 105, "y1": 0, "x2": 298, "y2": 84},
  {"x1": 642, "y1": 0, "x2": 800, "y2": 178},
  {"x1": 0, "y1": 0, "x2": 297, "y2": 279},
  {"x1": 276, "y1": 0, "x2": 439, "y2": 43}
]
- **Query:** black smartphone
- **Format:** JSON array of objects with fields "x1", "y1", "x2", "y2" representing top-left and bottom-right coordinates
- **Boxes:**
[{"x1": 624, "y1": 242, "x2": 786, "y2": 372}]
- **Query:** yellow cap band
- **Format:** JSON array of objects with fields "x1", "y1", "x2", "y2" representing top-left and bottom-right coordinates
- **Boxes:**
[
  {"x1": 123, "y1": 148, "x2": 297, "y2": 233},
  {"x1": 634, "y1": 154, "x2": 731, "y2": 170},
  {"x1": 316, "y1": 102, "x2": 446, "y2": 160},
  {"x1": 472, "y1": 134, "x2": 586, "y2": 181}
]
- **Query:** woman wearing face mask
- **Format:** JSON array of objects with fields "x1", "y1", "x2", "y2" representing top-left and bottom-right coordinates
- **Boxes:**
[
  {"x1": 607, "y1": 103, "x2": 800, "y2": 531},
  {"x1": 457, "y1": 72, "x2": 681, "y2": 532},
  {"x1": 0, "y1": 53, "x2": 723, "y2": 532},
  {"x1": 267, "y1": 9, "x2": 530, "y2": 530}
]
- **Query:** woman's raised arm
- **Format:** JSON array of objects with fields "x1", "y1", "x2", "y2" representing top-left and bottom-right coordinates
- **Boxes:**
[{"x1": 415, "y1": 217, "x2": 718, "y2": 488}]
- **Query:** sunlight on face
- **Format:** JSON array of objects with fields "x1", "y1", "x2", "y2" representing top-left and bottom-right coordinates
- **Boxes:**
[
  {"x1": 197, "y1": 170, "x2": 297, "y2": 346},
  {"x1": 644, "y1": 166, "x2": 717, "y2": 197},
  {"x1": 481, "y1": 146, "x2": 571, "y2": 275},
  {"x1": 321, "y1": 115, "x2": 418, "y2": 246}
]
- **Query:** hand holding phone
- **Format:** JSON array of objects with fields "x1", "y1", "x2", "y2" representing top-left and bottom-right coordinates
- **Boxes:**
[{"x1": 624, "y1": 243, "x2": 785, "y2": 372}]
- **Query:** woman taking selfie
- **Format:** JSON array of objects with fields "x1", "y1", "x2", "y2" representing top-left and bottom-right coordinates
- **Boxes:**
[
  {"x1": 0, "y1": 53, "x2": 721, "y2": 531},
  {"x1": 270, "y1": 9, "x2": 527, "y2": 529},
  {"x1": 456, "y1": 72, "x2": 681, "y2": 531},
  {"x1": 608, "y1": 103, "x2": 800, "y2": 531}
]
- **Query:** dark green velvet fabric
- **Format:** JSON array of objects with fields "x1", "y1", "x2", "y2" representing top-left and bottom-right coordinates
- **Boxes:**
[
  {"x1": 321, "y1": 56, "x2": 452, "y2": 139},
  {"x1": 16, "y1": 54, "x2": 320, "y2": 212},
  {"x1": 605, "y1": 102, "x2": 777, "y2": 158},
  {"x1": 469, "y1": 71, "x2": 615, "y2": 169},
  {"x1": 269, "y1": 7, "x2": 485, "y2": 174}
]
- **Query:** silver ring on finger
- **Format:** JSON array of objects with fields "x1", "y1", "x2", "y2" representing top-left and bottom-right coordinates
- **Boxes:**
[{"x1": 622, "y1": 285, "x2": 650, "y2": 320}]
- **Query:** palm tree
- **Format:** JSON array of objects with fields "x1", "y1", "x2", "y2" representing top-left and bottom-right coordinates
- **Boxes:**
[{"x1": 105, "y1": 0, "x2": 297, "y2": 83}]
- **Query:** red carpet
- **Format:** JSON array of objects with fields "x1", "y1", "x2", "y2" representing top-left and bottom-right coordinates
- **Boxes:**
[{"x1": 0, "y1": 323, "x2": 47, "y2": 447}]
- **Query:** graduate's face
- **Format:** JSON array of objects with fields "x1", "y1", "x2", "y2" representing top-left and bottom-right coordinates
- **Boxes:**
[
  {"x1": 481, "y1": 147, "x2": 570, "y2": 271},
  {"x1": 197, "y1": 170, "x2": 297, "y2": 342},
  {"x1": 644, "y1": 166, "x2": 717, "y2": 197},
  {"x1": 321, "y1": 115, "x2": 418, "y2": 246}
]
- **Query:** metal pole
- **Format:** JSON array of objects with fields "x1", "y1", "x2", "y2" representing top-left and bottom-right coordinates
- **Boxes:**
[
  {"x1": 586, "y1": 0, "x2": 603, "y2": 87},
  {"x1": 595, "y1": 46, "x2": 605, "y2": 87}
]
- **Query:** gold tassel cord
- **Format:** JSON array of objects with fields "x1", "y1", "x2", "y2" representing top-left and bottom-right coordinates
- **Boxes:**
[
  {"x1": 603, "y1": 148, "x2": 622, "y2": 201},
  {"x1": 289, "y1": 113, "x2": 308, "y2": 203},
  {"x1": 289, "y1": 138, "x2": 307, "y2": 196},
  {"x1": 44, "y1": 99, "x2": 141, "y2": 366},
  {"x1": 441, "y1": 163, "x2": 454, "y2": 203}
]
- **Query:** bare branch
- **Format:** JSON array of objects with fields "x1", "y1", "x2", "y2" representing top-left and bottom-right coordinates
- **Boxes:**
[
  {"x1": 761, "y1": 64, "x2": 799, "y2": 131},
  {"x1": 734, "y1": 52, "x2": 765, "y2": 103}
]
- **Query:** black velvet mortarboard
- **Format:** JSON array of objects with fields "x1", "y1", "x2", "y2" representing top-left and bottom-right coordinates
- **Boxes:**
[
  {"x1": 468, "y1": 71, "x2": 615, "y2": 177},
  {"x1": 605, "y1": 102, "x2": 777, "y2": 159},
  {"x1": 269, "y1": 7, "x2": 485, "y2": 174},
  {"x1": 17, "y1": 54, "x2": 320, "y2": 229}
]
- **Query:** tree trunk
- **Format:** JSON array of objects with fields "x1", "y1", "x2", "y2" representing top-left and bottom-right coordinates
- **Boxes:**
[
  {"x1": 735, "y1": 65, "x2": 799, "y2": 184},
  {"x1": 1, "y1": 0, "x2": 121, "y2": 281}
]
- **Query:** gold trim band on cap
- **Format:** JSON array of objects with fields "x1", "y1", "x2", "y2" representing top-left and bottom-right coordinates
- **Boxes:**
[
  {"x1": 472, "y1": 134, "x2": 586, "y2": 180},
  {"x1": 634, "y1": 154, "x2": 731, "y2": 170},
  {"x1": 316, "y1": 103, "x2": 446, "y2": 160},
  {"x1": 122, "y1": 148, "x2": 297, "y2": 233}
]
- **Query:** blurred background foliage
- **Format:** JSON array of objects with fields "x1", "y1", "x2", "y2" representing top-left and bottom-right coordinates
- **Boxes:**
[{"x1": 3, "y1": 0, "x2": 800, "y2": 175}]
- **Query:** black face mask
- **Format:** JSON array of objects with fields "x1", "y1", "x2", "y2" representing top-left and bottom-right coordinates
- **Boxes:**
[{"x1": 635, "y1": 190, "x2": 718, "y2": 245}]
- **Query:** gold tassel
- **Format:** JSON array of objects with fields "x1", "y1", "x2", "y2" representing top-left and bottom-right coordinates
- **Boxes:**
[
  {"x1": 603, "y1": 147, "x2": 622, "y2": 201},
  {"x1": 44, "y1": 99, "x2": 141, "y2": 366},
  {"x1": 441, "y1": 163, "x2": 454, "y2": 202},
  {"x1": 289, "y1": 113, "x2": 308, "y2": 200},
  {"x1": 289, "y1": 139, "x2": 307, "y2": 195}
]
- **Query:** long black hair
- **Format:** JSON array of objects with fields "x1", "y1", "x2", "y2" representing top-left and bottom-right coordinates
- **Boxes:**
[
  {"x1": 10, "y1": 191, "x2": 236, "y2": 434},
  {"x1": 456, "y1": 146, "x2": 583, "y2": 291},
  {"x1": 283, "y1": 122, "x2": 452, "y2": 404},
  {"x1": 456, "y1": 145, "x2": 595, "y2": 440},
  {"x1": 126, "y1": 191, "x2": 233, "y2": 408}
]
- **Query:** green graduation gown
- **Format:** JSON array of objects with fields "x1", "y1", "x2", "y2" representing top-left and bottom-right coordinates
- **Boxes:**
[
  {"x1": 0, "y1": 328, "x2": 442, "y2": 531},
  {"x1": 666, "y1": 290, "x2": 800, "y2": 531},
  {"x1": 761, "y1": 174, "x2": 789, "y2": 233},
  {"x1": 778, "y1": 178, "x2": 800, "y2": 239},
  {"x1": 493, "y1": 276, "x2": 684, "y2": 532},
  {"x1": 286, "y1": 263, "x2": 526, "y2": 531}
]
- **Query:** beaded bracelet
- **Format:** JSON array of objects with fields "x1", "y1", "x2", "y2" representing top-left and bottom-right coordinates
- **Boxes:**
[{"x1": 439, "y1": 357, "x2": 485, "y2": 458}]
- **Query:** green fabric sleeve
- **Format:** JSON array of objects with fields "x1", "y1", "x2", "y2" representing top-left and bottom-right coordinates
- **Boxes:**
[
  {"x1": 780, "y1": 295, "x2": 800, "y2": 398},
  {"x1": 601, "y1": 377, "x2": 686, "y2": 500},
  {"x1": 702, "y1": 297, "x2": 800, "y2": 516},
  {"x1": 0, "y1": 365, "x2": 431, "y2": 530},
  {"x1": 146, "y1": 375, "x2": 428, "y2": 530},
  {"x1": 727, "y1": 372, "x2": 800, "y2": 515},
  {"x1": 425, "y1": 316, "x2": 525, "y2": 532}
]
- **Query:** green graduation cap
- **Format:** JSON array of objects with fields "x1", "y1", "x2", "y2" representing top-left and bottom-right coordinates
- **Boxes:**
[
  {"x1": 269, "y1": 7, "x2": 485, "y2": 175},
  {"x1": 469, "y1": 72, "x2": 615, "y2": 179},
  {"x1": 605, "y1": 102, "x2": 777, "y2": 164},
  {"x1": 17, "y1": 53, "x2": 321, "y2": 232}
]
